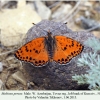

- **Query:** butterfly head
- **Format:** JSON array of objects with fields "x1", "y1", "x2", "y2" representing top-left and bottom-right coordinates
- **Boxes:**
[{"x1": 47, "y1": 29, "x2": 52, "y2": 37}]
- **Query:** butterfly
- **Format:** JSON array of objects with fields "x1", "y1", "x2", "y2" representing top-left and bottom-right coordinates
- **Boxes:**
[{"x1": 15, "y1": 30, "x2": 83, "y2": 67}]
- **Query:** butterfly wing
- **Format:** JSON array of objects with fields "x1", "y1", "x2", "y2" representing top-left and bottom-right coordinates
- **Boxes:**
[
  {"x1": 15, "y1": 37, "x2": 49, "y2": 67},
  {"x1": 53, "y1": 36, "x2": 83, "y2": 64}
]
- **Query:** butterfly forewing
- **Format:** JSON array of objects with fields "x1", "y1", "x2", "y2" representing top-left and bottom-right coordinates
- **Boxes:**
[
  {"x1": 53, "y1": 36, "x2": 83, "y2": 64},
  {"x1": 15, "y1": 37, "x2": 49, "y2": 66}
]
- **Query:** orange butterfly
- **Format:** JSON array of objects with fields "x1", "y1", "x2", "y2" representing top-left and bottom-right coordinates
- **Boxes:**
[{"x1": 15, "y1": 30, "x2": 83, "y2": 67}]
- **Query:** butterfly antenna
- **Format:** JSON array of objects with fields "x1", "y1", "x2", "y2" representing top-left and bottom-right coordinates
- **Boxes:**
[
  {"x1": 51, "y1": 21, "x2": 68, "y2": 33},
  {"x1": 32, "y1": 23, "x2": 48, "y2": 33},
  {"x1": 64, "y1": 22, "x2": 67, "y2": 24},
  {"x1": 32, "y1": 23, "x2": 36, "y2": 25},
  {"x1": 32, "y1": 21, "x2": 67, "y2": 34}
]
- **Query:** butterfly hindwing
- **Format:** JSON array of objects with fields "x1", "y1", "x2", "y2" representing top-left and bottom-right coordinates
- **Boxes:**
[
  {"x1": 53, "y1": 36, "x2": 83, "y2": 64},
  {"x1": 15, "y1": 37, "x2": 49, "y2": 66}
]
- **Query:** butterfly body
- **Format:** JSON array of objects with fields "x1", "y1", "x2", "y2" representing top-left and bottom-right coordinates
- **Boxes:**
[
  {"x1": 15, "y1": 30, "x2": 83, "y2": 67},
  {"x1": 44, "y1": 31, "x2": 55, "y2": 60}
]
